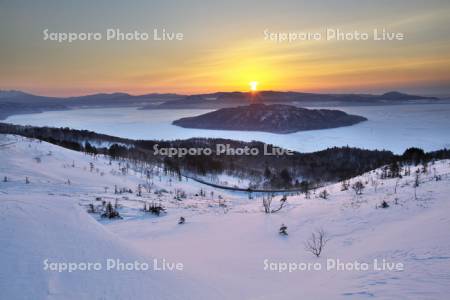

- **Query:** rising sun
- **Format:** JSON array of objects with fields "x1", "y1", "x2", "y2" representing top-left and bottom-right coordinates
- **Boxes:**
[{"x1": 249, "y1": 81, "x2": 258, "y2": 92}]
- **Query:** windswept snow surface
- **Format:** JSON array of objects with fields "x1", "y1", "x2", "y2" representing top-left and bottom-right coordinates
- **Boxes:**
[{"x1": 1, "y1": 134, "x2": 450, "y2": 299}]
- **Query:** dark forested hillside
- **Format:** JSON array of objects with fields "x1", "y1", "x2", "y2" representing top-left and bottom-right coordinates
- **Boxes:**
[{"x1": 2, "y1": 123, "x2": 448, "y2": 189}]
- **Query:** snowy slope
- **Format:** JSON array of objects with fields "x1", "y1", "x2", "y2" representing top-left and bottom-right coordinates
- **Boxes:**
[
  {"x1": 0, "y1": 135, "x2": 216, "y2": 300},
  {"x1": 0, "y1": 195, "x2": 206, "y2": 300},
  {"x1": 1, "y1": 134, "x2": 450, "y2": 299}
]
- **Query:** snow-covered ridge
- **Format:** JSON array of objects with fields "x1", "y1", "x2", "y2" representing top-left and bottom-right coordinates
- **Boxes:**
[{"x1": 1, "y1": 134, "x2": 449, "y2": 299}]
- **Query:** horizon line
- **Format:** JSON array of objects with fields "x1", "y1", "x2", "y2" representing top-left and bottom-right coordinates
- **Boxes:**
[{"x1": 0, "y1": 88, "x2": 444, "y2": 99}]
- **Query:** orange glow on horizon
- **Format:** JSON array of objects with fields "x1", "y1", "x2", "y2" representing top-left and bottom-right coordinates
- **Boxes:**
[{"x1": 2, "y1": 28, "x2": 449, "y2": 97}]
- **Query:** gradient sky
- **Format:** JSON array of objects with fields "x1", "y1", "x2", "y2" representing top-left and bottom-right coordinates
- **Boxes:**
[{"x1": 1, "y1": 0, "x2": 449, "y2": 96}]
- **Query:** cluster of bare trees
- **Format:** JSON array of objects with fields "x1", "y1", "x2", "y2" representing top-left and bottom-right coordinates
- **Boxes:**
[
  {"x1": 87, "y1": 199, "x2": 122, "y2": 219},
  {"x1": 143, "y1": 202, "x2": 166, "y2": 216}
]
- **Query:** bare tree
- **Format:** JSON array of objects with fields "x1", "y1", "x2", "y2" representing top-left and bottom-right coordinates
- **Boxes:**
[
  {"x1": 319, "y1": 189, "x2": 329, "y2": 199},
  {"x1": 352, "y1": 181, "x2": 365, "y2": 195},
  {"x1": 414, "y1": 172, "x2": 420, "y2": 187},
  {"x1": 394, "y1": 178, "x2": 400, "y2": 194},
  {"x1": 340, "y1": 180, "x2": 349, "y2": 191},
  {"x1": 304, "y1": 189, "x2": 311, "y2": 199},
  {"x1": 414, "y1": 172, "x2": 420, "y2": 200},
  {"x1": 262, "y1": 193, "x2": 273, "y2": 213},
  {"x1": 372, "y1": 179, "x2": 379, "y2": 193},
  {"x1": 271, "y1": 195, "x2": 287, "y2": 213},
  {"x1": 305, "y1": 228, "x2": 329, "y2": 257},
  {"x1": 87, "y1": 203, "x2": 96, "y2": 213},
  {"x1": 137, "y1": 184, "x2": 142, "y2": 197},
  {"x1": 300, "y1": 181, "x2": 311, "y2": 199}
]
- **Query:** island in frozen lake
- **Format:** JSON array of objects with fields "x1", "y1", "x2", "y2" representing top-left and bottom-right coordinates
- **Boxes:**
[{"x1": 173, "y1": 103, "x2": 368, "y2": 133}]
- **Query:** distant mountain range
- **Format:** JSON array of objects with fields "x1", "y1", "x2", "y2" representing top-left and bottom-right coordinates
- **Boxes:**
[
  {"x1": 0, "y1": 90, "x2": 182, "y2": 120},
  {"x1": 0, "y1": 90, "x2": 182, "y2": 105},
  {"x1": 151, "y1": 91, "x2": 439, "y2": 109},
  {"x1": 173, "y1": 103, "x2": 367, "y2": 133},
  {"x1": 0, "y1": 89, "x2": 440, "y2": 120}
]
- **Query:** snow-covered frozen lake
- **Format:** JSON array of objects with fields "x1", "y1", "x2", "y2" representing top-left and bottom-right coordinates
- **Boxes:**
[{"x1": 6, "y1": 103, "x2": 450, "y2": 154}]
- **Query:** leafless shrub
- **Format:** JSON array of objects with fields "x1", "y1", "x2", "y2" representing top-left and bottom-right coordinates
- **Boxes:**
[
  {"x1": 380, "y1": 200, "x2": 389, "y2": 208},
  {"x1": 305, "y1": 228, "x2": 329, "y2": 257},
  {"x1": 319, "y1": 189, "x2": 329, "y2": 199},
  {"x1": 279, "y1": 223, "x2": 288, "y2": 235},
  {"x1": 352, "y1": 181, "x2": 365, "y2": 195}
]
